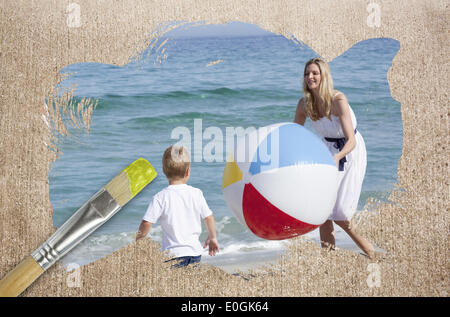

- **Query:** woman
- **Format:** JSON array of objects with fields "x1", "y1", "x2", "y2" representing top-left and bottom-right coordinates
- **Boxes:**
[{"x1": 294, "y1": 57, "x2": 374, "y2": 259}]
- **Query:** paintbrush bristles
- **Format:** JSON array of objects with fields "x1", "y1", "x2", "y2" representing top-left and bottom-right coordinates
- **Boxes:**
[
  {"x1": 104, "y1": 158, "x2": 157, "y2": 207},
  {"x1": 104, "y1": 171, "x2": 132, "y2": 207}
]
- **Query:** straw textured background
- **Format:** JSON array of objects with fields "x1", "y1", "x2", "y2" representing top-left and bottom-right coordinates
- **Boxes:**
[{"x1": 0, "y1": 0, "x2": 448, "y2": 296}]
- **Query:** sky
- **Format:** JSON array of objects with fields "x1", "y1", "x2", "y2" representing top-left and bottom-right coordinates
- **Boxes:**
[{"x1": 164, "y1": 21, "x2": 273, "y2": 38}]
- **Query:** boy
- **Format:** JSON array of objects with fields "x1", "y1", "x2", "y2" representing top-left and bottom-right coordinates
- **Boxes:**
[{"x1": 136, "y1": 145, "x2": 219, "y2": 267}]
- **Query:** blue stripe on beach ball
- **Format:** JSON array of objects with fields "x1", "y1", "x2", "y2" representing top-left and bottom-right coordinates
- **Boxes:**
[{"x1": 249, "y1": 123, "x2": 335, "y2": 175}]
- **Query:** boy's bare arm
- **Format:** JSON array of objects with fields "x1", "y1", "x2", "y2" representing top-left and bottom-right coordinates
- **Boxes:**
[
  {"x1": 136, "y1": 220, "x2": 152, "y2": 241},
  {"x1": 203, "y1": 215, "x2": 219, "y2": 256}
]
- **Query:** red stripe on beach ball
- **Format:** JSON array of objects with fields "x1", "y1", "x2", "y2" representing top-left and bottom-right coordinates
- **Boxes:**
[{"x1": 242, "y1": 183, "x2": 319, "y2": 240}]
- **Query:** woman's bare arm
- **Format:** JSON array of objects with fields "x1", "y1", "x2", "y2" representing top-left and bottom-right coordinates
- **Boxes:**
[{"x1": 294, "y1": 98, "x2": 307, "y2": 126}]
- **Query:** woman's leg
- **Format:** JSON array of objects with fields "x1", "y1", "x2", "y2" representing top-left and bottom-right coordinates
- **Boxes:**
[
  {"x1": 319, "y1": 220, "x2": 335, "y2": 250},
  {"x1": 334, "y1": 220, "x2": 375, "y2": 259}
]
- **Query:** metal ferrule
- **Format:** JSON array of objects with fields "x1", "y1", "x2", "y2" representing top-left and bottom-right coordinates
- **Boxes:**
[{"x1": 31, "y1": 188, "x2": 121, "y2": 271}]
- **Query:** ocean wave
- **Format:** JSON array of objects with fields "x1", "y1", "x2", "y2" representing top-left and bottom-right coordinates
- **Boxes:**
[
  {"x1": 120, "y1": 111, "x2": 230, "y2": 129},
  {"x1": 99, "y1": 87, "x2": 298, "y2": 103},
  {"x1": 218, "y1": 240, "x2": 288, "y2": 255},
  {"x1": 61, "y1": 232, "x2": 135, "y2": 266}
]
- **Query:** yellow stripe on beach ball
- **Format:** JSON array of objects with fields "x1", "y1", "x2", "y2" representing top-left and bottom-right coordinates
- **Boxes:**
[{"x1": 222, "y1": 155, "x2": 243, "y2": 189}]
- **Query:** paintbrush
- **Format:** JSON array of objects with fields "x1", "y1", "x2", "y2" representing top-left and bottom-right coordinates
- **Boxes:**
[{"x1": 0, "y1": 157, "x2": 157, "y2": 297}]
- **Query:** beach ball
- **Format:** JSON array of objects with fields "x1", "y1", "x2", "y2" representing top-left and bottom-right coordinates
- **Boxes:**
[{"x1": 222, "y1": 122, "x2": 338, "y2": 240}]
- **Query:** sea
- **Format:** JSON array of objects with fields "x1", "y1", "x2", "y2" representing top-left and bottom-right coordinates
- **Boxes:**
[{"x1": 49, "y1": 25, "x2": 401, "y2": 269}]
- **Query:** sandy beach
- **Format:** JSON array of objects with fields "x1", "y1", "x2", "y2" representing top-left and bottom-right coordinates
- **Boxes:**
[
  {"x1": 203, "y1": 239, "x2": 374, "y2": 274},
  {"x1": 203, "y1": 249, "x2": 285, "y2": 274}
]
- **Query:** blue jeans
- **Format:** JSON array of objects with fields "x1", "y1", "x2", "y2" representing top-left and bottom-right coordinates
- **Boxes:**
[{"x1": 167, "y1": 255, "x2": 201, "y2": 268}]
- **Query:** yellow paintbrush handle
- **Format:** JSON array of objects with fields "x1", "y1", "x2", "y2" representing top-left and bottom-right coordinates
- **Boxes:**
[{"x1": 0, "y1": 256, "x2": 44, "y2": 297}]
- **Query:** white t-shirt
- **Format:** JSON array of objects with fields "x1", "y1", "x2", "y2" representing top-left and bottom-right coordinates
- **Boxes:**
[{"x1": 142, "y1": 184, "x2": 213, "y2": 257}]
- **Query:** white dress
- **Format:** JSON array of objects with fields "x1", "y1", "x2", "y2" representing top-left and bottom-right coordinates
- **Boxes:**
[{"x1": 310, "y1": 95, "x2": 367, "y2": 221}]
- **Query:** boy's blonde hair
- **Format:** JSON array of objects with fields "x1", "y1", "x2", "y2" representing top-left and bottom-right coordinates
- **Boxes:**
[{"x1": 162, "y1": 145, "x2": 191, "y2": 180}]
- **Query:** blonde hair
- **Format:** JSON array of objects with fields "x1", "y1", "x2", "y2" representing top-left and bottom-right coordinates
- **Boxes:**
[
  {"x1": 162, "y1": 145, "x2": 191, "y2": 180},
  {"x1": 302, "y1": 58, "x2": 334, "y2": 121}
]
